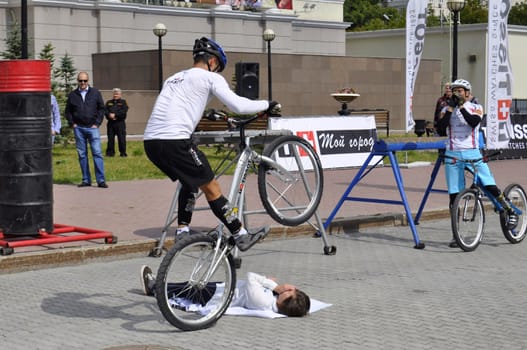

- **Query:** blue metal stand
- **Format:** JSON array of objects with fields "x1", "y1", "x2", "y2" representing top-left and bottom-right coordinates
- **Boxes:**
[
  {"x1": 324, "y1": 139, "x2": 447, "y2": 249},
  {"x1": 414, "y1": 151, "x2": 449, "y2": 224}
]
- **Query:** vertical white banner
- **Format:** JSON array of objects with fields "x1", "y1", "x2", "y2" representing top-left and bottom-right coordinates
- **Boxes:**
[
  {"x1": 486, "y1": 0, "x2": 513, "y2": 149},
  {"x1": 405, "y1": 0, "x2": 429, "y2": 132}
]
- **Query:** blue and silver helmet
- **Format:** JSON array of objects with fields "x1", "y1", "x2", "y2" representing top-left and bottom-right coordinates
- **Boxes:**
[{"x1": 193, "y1": 37, "x2": 227, "y2": 72}]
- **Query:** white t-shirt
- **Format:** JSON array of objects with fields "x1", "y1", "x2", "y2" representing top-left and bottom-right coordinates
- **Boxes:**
[{"x1": 144, "y1": 67, "x2": 269, "y2": 140}]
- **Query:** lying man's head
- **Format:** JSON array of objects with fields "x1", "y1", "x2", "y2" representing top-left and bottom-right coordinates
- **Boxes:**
[{"x1": 276, "y1": 288, "x2": 311, "y2": 317}]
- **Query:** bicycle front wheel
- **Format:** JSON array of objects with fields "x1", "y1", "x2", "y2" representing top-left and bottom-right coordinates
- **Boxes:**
[
  {"x1": 500, "y1": 183, "x2": 527, "y2": 244},
  {"x1": 451, "y1": 189, "x2": 485, "y2": 252},
  {"x1": 258, "y1": 135, "x2": 324, "y2": 226},
  {"x1": 155, "y1": 234, "x2": 236, "y2": 331}
]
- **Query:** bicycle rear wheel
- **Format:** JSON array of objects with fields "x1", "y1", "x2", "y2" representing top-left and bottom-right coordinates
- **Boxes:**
[
  {"x1": 155, "y1": 234, "x2": 236, "y2": 331},
  {"x1": 258, "y1": 135, "x2": 323, "y2": 226},
  {"x1": 451, "y1": 189, "x2": 485, "y2": 252},
  {"x1": 500, "y1": 183, "x2": 527, "y2": 244}
]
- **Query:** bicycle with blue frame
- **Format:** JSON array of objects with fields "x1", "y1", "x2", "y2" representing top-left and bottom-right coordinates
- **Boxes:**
[
  {"x1": 154, "y1": 108, "x2": 325, "y2": 331},
  {"x1": 445, "y1": 152, "x2": 527, "y2": 252}
]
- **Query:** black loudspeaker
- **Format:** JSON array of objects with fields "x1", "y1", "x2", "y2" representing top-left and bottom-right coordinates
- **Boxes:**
[{"x1": 235, "y1": 62, "x2": 259, "y2": 100}]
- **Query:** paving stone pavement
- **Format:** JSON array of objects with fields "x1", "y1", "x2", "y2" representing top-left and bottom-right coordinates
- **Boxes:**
[{"x1": 1, "y1": 213, "x2": 527, "y2": 350}]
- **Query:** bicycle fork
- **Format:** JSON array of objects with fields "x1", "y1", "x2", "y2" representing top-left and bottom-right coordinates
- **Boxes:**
[
  {"x1": 460, "y1": 192, "x2": 481, "y2": 222},
  {"x1": 190, "y1": 237, "x2": 231, "y2": 289}
]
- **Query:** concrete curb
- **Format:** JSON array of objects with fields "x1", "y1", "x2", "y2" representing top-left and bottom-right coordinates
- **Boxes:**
[{"x1": 0, "y1": 209, "x2": 452, "y2": 274}]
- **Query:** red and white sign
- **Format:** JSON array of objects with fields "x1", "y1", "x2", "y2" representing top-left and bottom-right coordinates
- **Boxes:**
[
  {"x1": 486, "y1": 0, "x2": 514, "y2": 149},
  {"x1": 269, "y1": 116, "x2": 380, "y2": 169}
]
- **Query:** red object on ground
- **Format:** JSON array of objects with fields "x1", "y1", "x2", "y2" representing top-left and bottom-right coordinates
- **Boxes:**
[
  {"x1": 0, "y1": 224, "x2": 116, "y2": 255},
  {"x1": 0, "y1": 61, "x2": 115, "y2": 253}
]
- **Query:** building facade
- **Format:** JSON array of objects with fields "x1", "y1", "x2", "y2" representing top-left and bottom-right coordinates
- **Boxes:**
[
  {"x1": 346, "y1": 23, "x2": 527, "y2": 111},
  {"x1": 0, "y1": 0, "x2": 347, "y2": 79},
  {"x1": 1, "y1": 0, "x2": 444, "y2": 134}
]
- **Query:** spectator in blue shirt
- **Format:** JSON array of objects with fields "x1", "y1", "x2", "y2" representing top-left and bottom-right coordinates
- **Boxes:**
[{"x1": 50, "y1": 94, "x2": 61, "y2": 144}]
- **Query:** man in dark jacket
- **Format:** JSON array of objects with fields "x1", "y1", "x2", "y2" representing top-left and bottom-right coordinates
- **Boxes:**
[
  {"x1": 65, "y1": 72, "x2": 108, "y2": 188},
  {"x1": 433, "y1": 82, "x2": 452, "y2": 136},
  {"x1": 105, "y1": 88, "x2": 129, "y2": 157}
]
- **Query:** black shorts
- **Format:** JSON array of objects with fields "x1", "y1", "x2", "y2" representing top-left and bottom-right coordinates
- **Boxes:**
[{"x1": 144, "y1": 139, "x2": 214, "y2": 191}]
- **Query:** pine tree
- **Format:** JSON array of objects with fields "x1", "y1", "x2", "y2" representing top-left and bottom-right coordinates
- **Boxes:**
[
  {"x1": 56, "y1": 53, "x2": 77, "y2": 94},
  {"x1": 1, "y1": 23, "x2": 22, "y2": 59},
  {"x1": 38, "y1": 43, "x2": 60, "y2": 91},
  {"x1": 54, "y1": 53, "x2": 77, "y2": 145}
]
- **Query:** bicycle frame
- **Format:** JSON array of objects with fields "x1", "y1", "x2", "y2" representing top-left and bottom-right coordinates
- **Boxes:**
[
  {"x1": 227, "y1": 139, "x2": 296, "y2": 221},
  {"x1": 152, "y1": 109, "x2": 334, "y2": 260},
  {"x1": 188, "y1": 132, "x2": 315, "y2": 289},
  {"x1": 465, "y1": 164, "x2": 522, "y2": 216}
]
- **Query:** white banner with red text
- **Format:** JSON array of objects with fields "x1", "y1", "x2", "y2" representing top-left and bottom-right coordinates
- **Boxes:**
[
  {"x1": 486, "y1": 0, "x2": 514, "y2": 150},
  {"x1": 269, "y1": 116, "x2": 380, "y2": 170}
]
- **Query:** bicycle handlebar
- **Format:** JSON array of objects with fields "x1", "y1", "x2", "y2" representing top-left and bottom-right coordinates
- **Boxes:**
[
  {"x1": 441, "y1": 150, "x2": 502, "y2": 164},
  {"x1": 204, "y1": 106, "x2": 282, "y2": 128}
]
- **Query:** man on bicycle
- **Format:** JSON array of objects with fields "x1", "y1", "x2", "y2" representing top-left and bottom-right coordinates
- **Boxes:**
[
  {"x1": 144, "y1": 37, "x2": 280, "y2": 252},
  {"x1": 437, "y1": 78, "x2": 518, "y2": 248}
]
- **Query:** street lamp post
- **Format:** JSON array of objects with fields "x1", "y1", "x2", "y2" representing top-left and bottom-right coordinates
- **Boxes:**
[
  {"x1": 262, "y1": 29, "x2": 276, "y2": 100},
  {"x1": 447, "y1": 0, "x2": 466, "y2": 82},
  {"x1": 153, "y1": 23, "x2": 167, "y2": 92},
  {"x1": 21, "y1": 0, "x2": 28, "y2": 59}
]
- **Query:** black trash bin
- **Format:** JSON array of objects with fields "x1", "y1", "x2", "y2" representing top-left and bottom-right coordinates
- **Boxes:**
[
  {"x1": 0, "y1": 60, "x2": 53, "y2": 235},
  {"x1": 414, "y1": 119, "x2": 427, "y2": 137}
]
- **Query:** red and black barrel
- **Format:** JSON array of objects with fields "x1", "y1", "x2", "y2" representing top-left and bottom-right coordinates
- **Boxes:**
[{"x1": 0, "y1": 60, "x2": 53, "y2": 235}]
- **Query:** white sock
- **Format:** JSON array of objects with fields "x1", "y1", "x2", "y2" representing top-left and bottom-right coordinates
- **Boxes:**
[
  {"x1": 237, "y1": 227, "x2": 248, "y2": 236},
  {"x1": 176, "y1": 226, "x2": 190, "y2": 235}
]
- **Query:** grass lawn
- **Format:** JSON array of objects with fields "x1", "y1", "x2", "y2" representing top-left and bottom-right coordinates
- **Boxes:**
[
  {"x1": 52, "y1": 136, "x2": 441, "y2": 184},
  {"x1": 51, "y1": 141, "x2": 235, "y2": 184}
]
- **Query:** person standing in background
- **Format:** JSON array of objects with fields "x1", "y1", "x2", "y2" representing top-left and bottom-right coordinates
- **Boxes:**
[
  {"x1": 65, "y1": 72, "x2": 108, "y2": 188},
  {"x1": 50, "y1": 94, "x2": 61, "y2": 144},
  {"x1": 105, "y1": 88, "x2": 129, "y2": 157},
  {"x1": 433, "y1": 82, "x2": 452, "y2": 136}
]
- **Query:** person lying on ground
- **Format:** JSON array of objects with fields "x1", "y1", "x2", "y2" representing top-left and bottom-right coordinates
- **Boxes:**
[{"x1": 140, "y1": 265, "x2": 310, "y2": 317}]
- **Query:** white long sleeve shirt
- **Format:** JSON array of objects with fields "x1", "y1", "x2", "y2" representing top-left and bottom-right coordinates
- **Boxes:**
[
  {"x1": 144, "y1": 67, "x2": 269, "y2": 140},
  {"x1": 230, "y1": 272, "x2": 279, "y2": 312}
]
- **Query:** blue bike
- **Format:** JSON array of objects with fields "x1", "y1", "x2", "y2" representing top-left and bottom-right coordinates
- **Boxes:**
[{"x1": 447, "y1": 154, "x2": 527, "y2": 252}]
